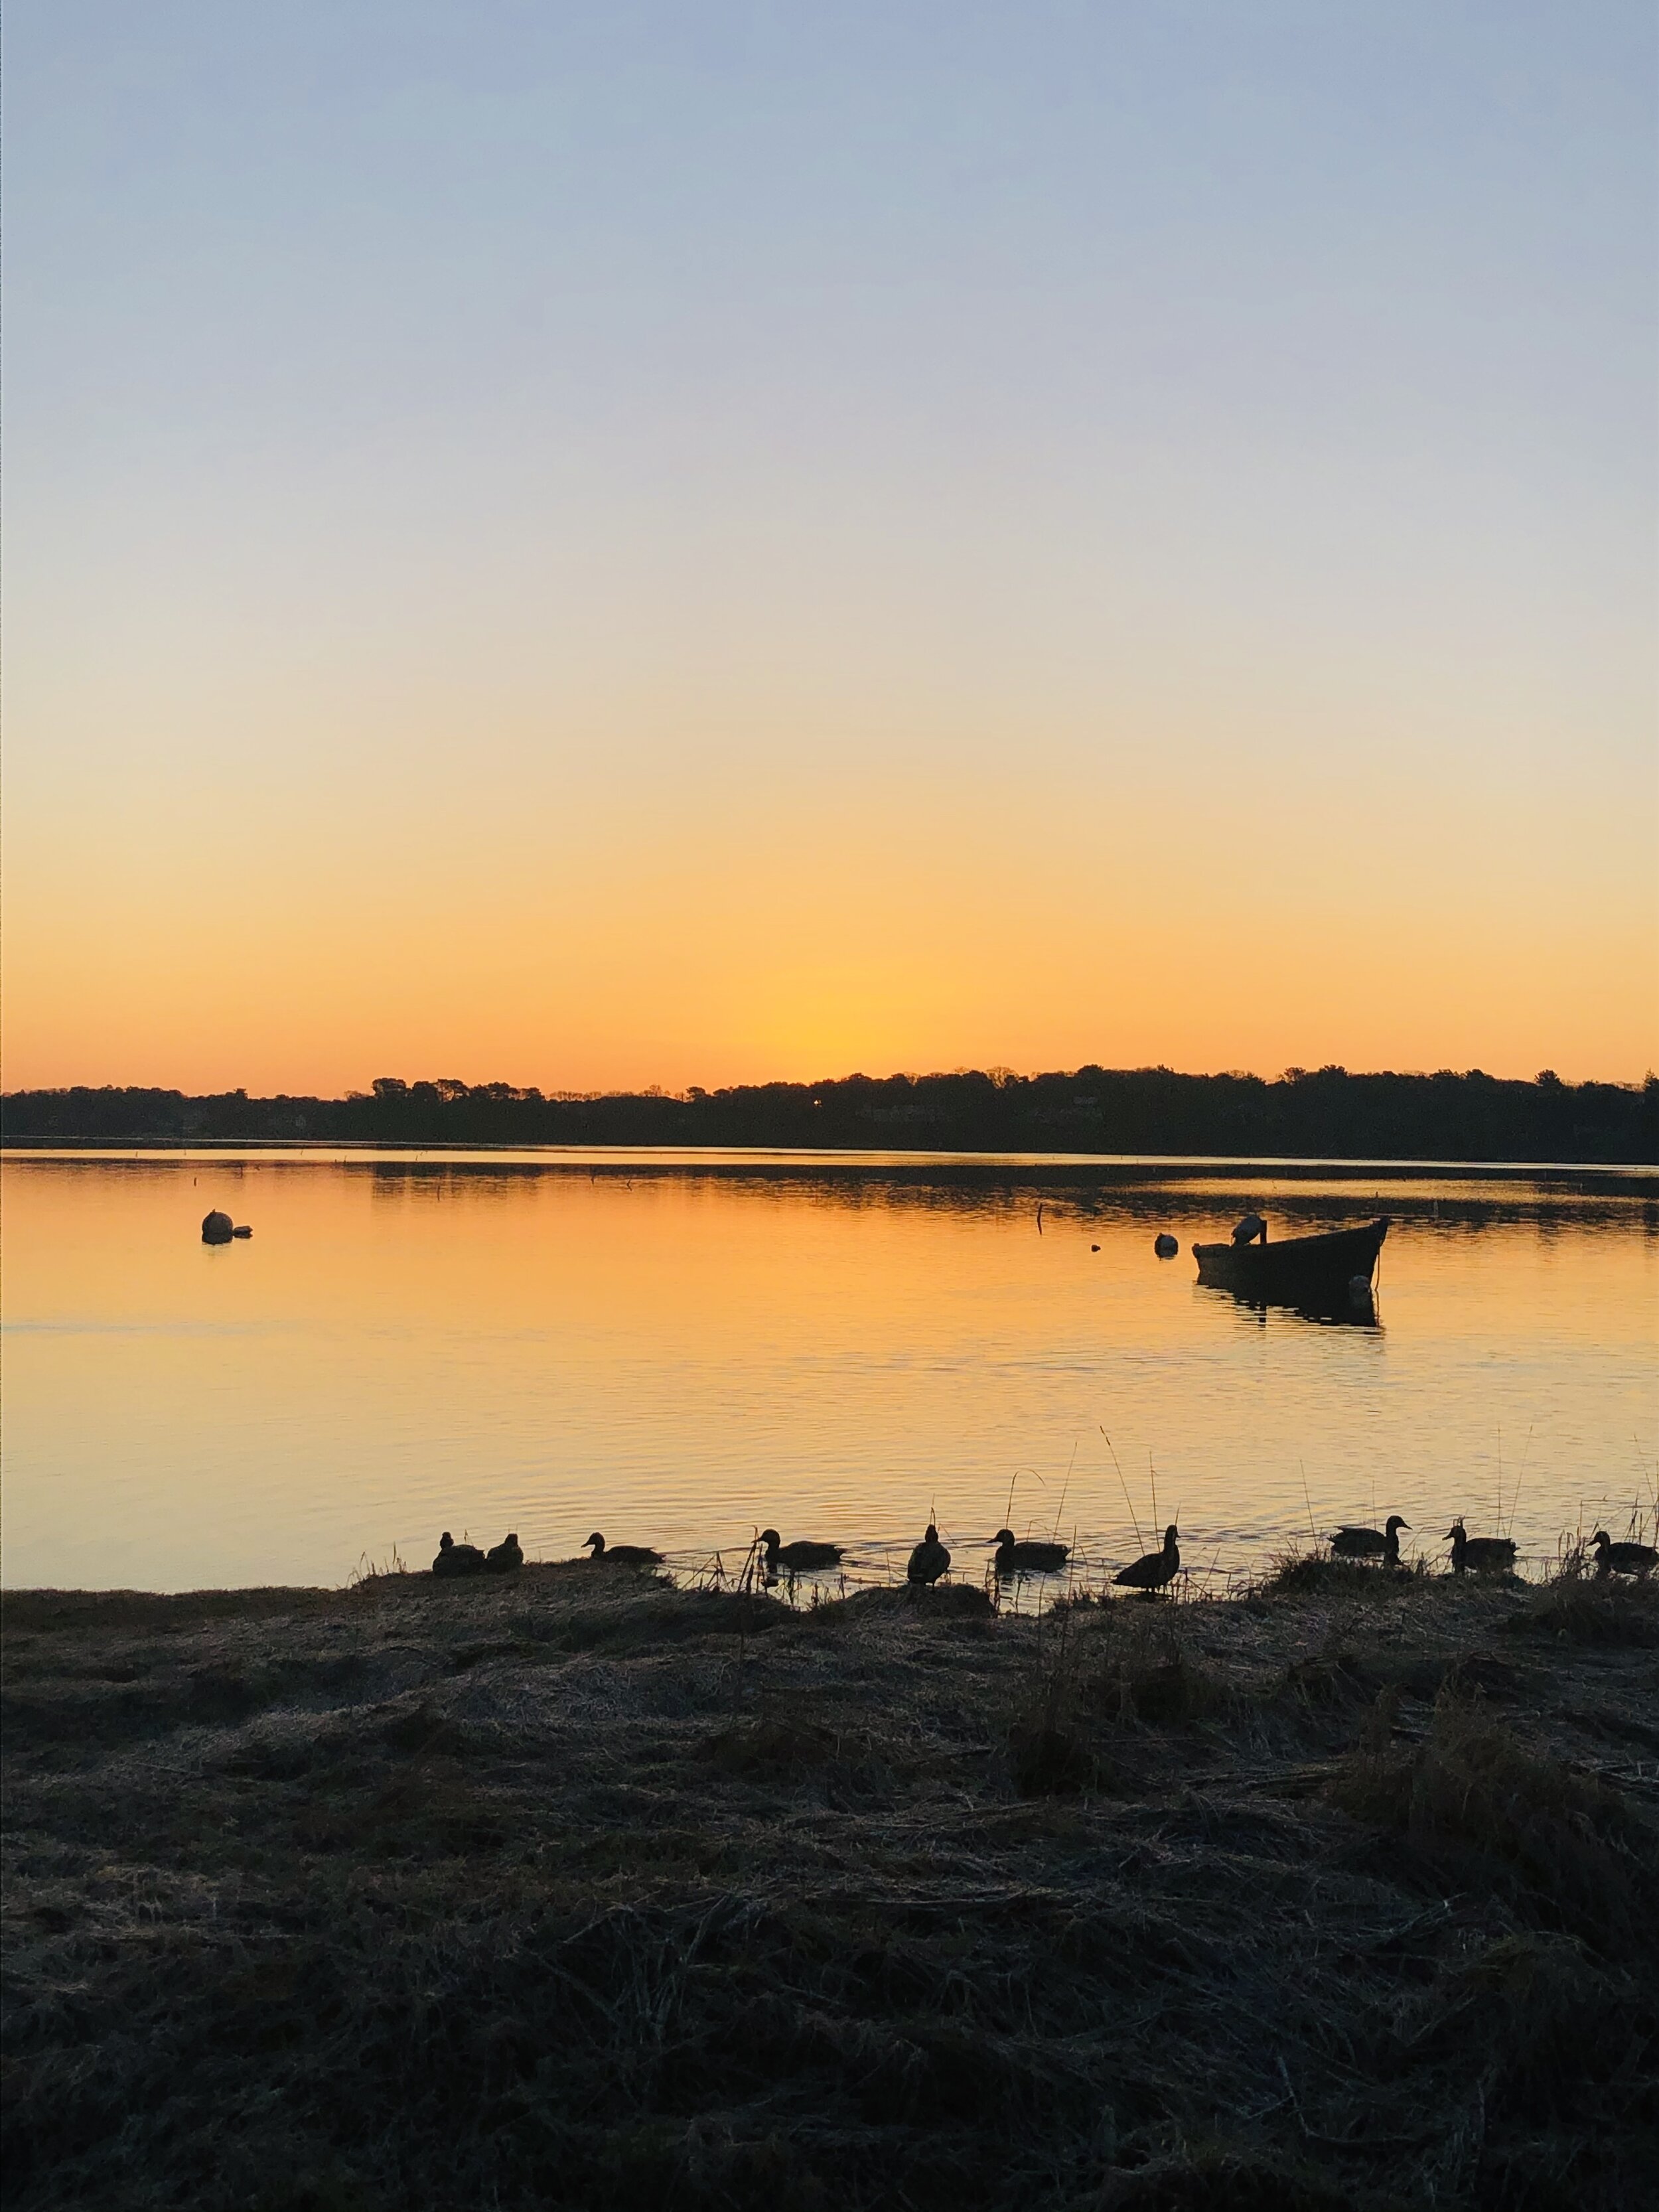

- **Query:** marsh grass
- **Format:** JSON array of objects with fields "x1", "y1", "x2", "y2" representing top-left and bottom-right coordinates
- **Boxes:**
[
  {"x1": 1331, "y1": 1686, "x2": 1656, "y2": 1961},
  {"x1": 1509, "y1": 1546, "x2": 1659, "y2": 1647},
  {"x1": 1005, "y1": 1615, "x2": 1233, "y2": 1795},
  {"x1": 1255, "y1": 1545, "x2": 1429, "y2": 1603},
  {"x1": 7, "y1": 1554, "x2": 1658, "y2": 2211}
]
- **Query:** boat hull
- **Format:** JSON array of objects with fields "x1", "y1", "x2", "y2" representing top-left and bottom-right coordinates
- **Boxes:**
[{"x1": 1192, "y1": 1218, "x2": 1389, "y2": 1310}]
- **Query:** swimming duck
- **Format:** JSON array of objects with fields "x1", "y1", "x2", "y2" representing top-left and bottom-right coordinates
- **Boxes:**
[
  {"x1": 432, "y1": 1531, "x2": 486, "y2": 1577},
  {"x1": 1591, "y1": 1530, "x2": 1658, "y2": 1580},
  {"x1": 1331, "y1": 1515, "x2": 1409, "y2": 1566},
  {"x1": 993, "y1": 1528, "x2": 1070, "y2": 1575},
  {"x1": 1445, "y1": 1521, "x2": 1516, "y2": 1576},
  {"x1": 759, "y1": 1529, "x2": 843, "y2": 1572},
  {"x1": 583, "y1": 1532, "x2": 662, "y2": 1566},
  {"x1": 1114, "y1": 1524, "x2": 1181, "y2": 1594},
  {"x1": 485, "y1": 1532, "x2": 524, "y2": 1572},
  {"x1": 906, "y1": 1523, "x2": 951, "y2": 1585}
]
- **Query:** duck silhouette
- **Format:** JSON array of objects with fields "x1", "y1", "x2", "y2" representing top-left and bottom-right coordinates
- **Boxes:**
[
  {"x1": 992, "y1": 1528, "x2": 1069, "y2": 1575},
  {"x1": 1445, "y1": 1521, "x2": 1516, "y2": 1576},
  {"x1": 1114, "y1": 1524, "x2": 1181, "y2": 1595},
  {"x1": 1331, "y1": 1515, "x2": 1409, "y2": 1567},
  {"x1": 759, "y1": 1529, "x2": 843, "y2": 1573},
  {"x1": 906, "y1": 1524, "x2": 950, "y2": 1585},
  {"x1": 583, "y1": 1532, "x2": 662, "y2": 1566},
  {"x1": 484, "y1": 1533, "x2": 524, "y2": 1573},
  {"x1": 432, "y1": 1531, "x2": 486, "y2": 1578},
  {"x1": 1591, "y1": 1529, "x2": 1658, "y2": 1580}
]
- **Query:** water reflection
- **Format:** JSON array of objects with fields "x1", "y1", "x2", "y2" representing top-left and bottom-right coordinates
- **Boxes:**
[
  {"x1": 1206, "y1": 1287, "x2": 1381, "y2": 1329},
  {"x1": 2, "y1": 1151, "x2": 1654, "y2": 1595}
]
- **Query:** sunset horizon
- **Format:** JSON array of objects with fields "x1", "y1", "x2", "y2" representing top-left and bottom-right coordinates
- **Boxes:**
[
  {"x1": 5, "y1": 8, "x2": 1655, "y2": 2203},
  {"x1": 5, "y1": 7, "x2": 1654, "y2": 1100}
]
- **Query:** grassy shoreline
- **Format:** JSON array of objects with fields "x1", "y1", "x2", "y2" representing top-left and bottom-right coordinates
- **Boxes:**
[{"x1": 5, "y1": 1560, "x2": 1656, "y2": 2211}]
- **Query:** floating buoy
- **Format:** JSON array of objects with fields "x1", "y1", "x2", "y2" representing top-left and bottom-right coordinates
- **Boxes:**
[{"x1": 1153, "y1": 1232, "x2": 1179, "y2": 1259}]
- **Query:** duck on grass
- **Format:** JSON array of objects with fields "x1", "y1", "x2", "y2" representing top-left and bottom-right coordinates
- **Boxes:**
[
  {"x1": 431, "y1": 1532, "x2": 524, "y2": 1576},
  {"x1": 1331, "y1": 1514, "x2": 1410, "y2": 1567}
]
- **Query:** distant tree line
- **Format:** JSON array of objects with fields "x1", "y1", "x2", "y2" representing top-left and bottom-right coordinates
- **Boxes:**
[{"x1": 4, "y1": 1065, "x2": 1655, "y2": 1161}]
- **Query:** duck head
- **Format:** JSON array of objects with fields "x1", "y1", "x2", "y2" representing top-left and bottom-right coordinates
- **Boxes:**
[
  {"x1": 1163, "y1": 1524, "x2": 1179, "y2": 1548},
  {"x1": 1443, "y1": 1522, "x2": 1467, "y2": 1543},
  {"x1": 1385, "y1": 1516, "x2": 1411, "y2": 1535},
  {"x1": 758, "y1": 1529, "x2": 782, "y2": 1551},
  {"x1": 439, "y1": 1532, "x2": 454, "y2": 1550},
  {"x1": 993, "y1": 1528, "x2": 1017, "y2": 1547},
  {"x1": 583, "y1": 1532, "x2": 605, "y2": 1552}
]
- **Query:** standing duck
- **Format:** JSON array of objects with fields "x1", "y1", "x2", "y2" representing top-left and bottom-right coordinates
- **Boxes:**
[
  {"x1": 906, "y1": 1524, "x2": 951, "y2": 1585},
  {"x1": 1591, "y1": 1530, "x2": 1658, "y2": 1580},
  {"x1": 1445, "y1": 1521, "x2": 1516, "y2": 1576},
  {"x1": 993, "y1": 1528, "x2": 1070, "y2": 1575},
  {"x1": 432, "y1": 1531, "x2": 486, "y2": 1578},
  {"x1": 485, "y1": 1533, "x2": 524, "y2": 1572},
  {"x1": 1331, "y1": 1515, "x2": 1410, "y2": 1566},
  {"x1": 1114, "y1": 1524, "x2": 1181, "y2": 1595},
  {"x1": 759, "y1": 1529, "x2": 843, "y2": 1573},
  {"x1": 583, "y1": 1532, "x2": 663, "y2": 1566}
]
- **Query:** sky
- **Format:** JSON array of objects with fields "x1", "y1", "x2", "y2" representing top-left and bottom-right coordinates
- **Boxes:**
[{"x1": 4, "y1": 0, "x2": 1656, "y2": 1094}]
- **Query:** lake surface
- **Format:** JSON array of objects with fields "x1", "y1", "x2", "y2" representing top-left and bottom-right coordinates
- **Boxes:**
[{"x1": 3, "y1": 1151, "x2": 1655, "y2": 1595}]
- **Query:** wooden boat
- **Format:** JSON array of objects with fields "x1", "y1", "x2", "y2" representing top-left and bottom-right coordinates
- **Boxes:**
[{"x1": 1191, "y1": 1217, "x2": 1388, "y2": 1307}]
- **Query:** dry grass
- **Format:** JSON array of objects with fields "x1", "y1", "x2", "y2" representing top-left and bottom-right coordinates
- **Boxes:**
[
  {"x1": 1254, "y1": 1546, "x2": 1429, "y2": 1603},
  {"x1": 5, "y1": 1558, "x2": 1657, "y2": 2210},
  {"x1": 1331, "y1": 1687, "x2": 1654, "y2": 1959},
  {"x1": 1507, "y1": 1549, "x2": 1659, "y2": 1647}
]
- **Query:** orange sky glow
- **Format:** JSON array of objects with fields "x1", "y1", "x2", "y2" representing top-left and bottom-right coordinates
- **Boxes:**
[{"x1": 4, "y1": 6, "x2": 1654, "y2": 1094}]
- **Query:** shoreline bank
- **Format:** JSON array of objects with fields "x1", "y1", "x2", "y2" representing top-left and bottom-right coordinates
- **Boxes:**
[{"x1": 5, "y1": 1562, "x2": 1656, "y2": 2209}]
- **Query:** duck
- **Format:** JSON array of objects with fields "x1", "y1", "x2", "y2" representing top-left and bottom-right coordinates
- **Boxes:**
[
  {"x1": 992, "y1": 1528, "x2": 1070, "y2": 1575},
  {"x1": 484, "y1": 1533, "x2": 524, "y2": 1573},
  {"x1": 583, "y1": 1532, "x2": 663, "y2": 1566},
  {"x1": 1331, "y1": 1515, "x2": 1409, "y2": 1566},
  {"x1": 906, "y1": 1523, "x2": 951, "y2": 1585},
  {"x1": 1114, "y1": 1524, "x2": 1181, "y2": 1595},
  {"x1": 1591, "y1": 1530, "x2": 1658, "y2": 1580},
  {"x1": 1445, "y1": 1521, "x2": 1516, "y2": 1576},
  {"x1": 432, "y1": 1531, "x2": 486, "y2": 1578},
  {"x1": 758, "y1": 1529, "x2": 843, "y2": 1573}
]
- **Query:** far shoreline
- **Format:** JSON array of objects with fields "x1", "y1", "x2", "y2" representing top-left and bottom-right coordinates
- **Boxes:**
[{"x1": 5, "y1": 1140, "x2": 1656, "y2": 1182}]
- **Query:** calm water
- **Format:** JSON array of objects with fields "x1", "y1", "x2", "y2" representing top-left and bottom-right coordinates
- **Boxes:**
[{"x1": 3, "y1": 1151, "x2": 1655, "y2": 1595}]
